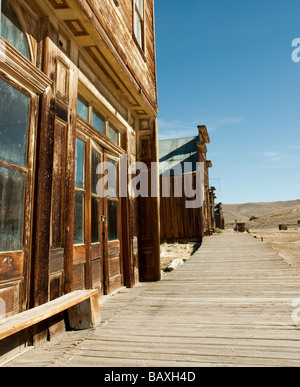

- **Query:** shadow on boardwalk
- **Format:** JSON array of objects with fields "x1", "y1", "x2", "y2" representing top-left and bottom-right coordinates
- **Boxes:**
[{"x1": 6, "y1": 232, "x2": 300, "y2": 367}]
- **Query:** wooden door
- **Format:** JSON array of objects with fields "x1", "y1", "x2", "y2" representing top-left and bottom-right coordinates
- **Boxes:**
[
  {"x1": 73, "y1": 134, "x2": 108, "y2": 295},
  {"x1": 73, "y1": 132, "x2": 123, "y2": 295},
  {"x1": 90, "y1": 142, "x2": 106, "y2": 295},
  {"x1": 0, "y1": 76, "x2": 36, "y2": 316}
]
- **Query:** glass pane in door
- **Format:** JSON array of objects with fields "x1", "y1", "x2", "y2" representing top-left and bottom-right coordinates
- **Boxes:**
[
  {"x1": 74, "y1": 191, "x2": 84, "y2": 245},
  {"x1": 91, "y1": 197, "x2": 100, "y2": 244},
  {"x1": 75, "y1": 139, "x2": 85, "y2": 190},
  {"x1": 91, "y1": 149, "x2": 100, "y2": 195},
  {"x1": 0, "y1": 165, "x2": 26, "y2": 252},
  {"x1": 107, "y1": 200, "x2": 118, "y2": 242},
  {"x1": 0, "y1": 77, "x2": 30, "y2": 168}
]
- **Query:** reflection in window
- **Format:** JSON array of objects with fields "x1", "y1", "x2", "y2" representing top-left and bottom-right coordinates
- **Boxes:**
[
  {"x1": 1, "y1": 0, "x2": 30, "y2": 59},
  {"x1": 0, "y1": 77, "x2": 30, "y2": 168}
]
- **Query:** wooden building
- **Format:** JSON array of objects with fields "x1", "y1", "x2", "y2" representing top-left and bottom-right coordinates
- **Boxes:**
[
  {"x1": 159, "y1": 125, "x2": 215, "y2": 242},
  {"x1": 0, "y1": 0, "x2": 160, "y2": 358}
]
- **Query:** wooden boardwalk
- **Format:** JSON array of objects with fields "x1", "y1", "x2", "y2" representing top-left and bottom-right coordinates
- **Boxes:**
[{"x1": 6, "y1": 232, "x2": 300, "y2": 367}]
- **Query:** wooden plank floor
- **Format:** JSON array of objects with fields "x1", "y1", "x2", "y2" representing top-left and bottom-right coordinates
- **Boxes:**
[{"x1": 6, "y1": 232, "x2": 300, "y2": 367}]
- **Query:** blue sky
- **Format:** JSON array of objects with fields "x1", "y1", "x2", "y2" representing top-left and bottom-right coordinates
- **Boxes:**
[{"x1": 154, "y1": 0, "x2": 300, "y2": 204}]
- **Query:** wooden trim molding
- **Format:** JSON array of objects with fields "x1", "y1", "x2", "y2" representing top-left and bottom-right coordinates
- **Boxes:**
[
  {"x1": 77, "y1": 116, "x2": 125, "y2": 156},
  {"x1": 0, "y1": 38, "x2": 52, "y2": 94}
]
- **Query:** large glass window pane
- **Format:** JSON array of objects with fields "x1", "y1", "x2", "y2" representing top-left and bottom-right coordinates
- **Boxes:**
[
  {"x1": 1, "y1": 0, "x2": 30, "y2": 59},
  {"x1": 77, "y1": 97, "x2": 89, "y2": 121},
  {"x1": 91, "y1": 149, "x2": 100, "y2": 195},
  {"x1": 91, "y1": 197, "x2": 100, "y2": 244},
  {"x1": 107, "y1": 200, "x2": 118, "y2": 242},
  {"x1": 0, "y1": 165, "x2": 26, "y2": 252},
  {"x1": 92, "y1": 109, "x2": 105, "y2": 134},
  {"x1": 75, "y1": 138, "x2": 84, "y2": 190},
  {"x1": 74, "y1": 191, "x2": 84, "y2": 245},
  {"x1": 0, "y1": 77, "x2": 30, "y2": 168}
]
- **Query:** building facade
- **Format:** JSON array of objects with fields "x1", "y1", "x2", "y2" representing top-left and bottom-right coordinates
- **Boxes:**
[
  {"x1": 0, "y1": 0, "x2": 160, "y2": 355},
  {"x1": 159, "y1": 125, "x2": 215, "y2": 243}
]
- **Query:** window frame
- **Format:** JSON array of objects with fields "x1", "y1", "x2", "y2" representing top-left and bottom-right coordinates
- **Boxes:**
[
  {"x1": 133, "y1": 0, "x2": 145, "y2": 54},
  {"x1": 0, "y1": 0, "x2": 31, "y2": 61},
  {"x1": 76, "y1": 94, "x2": 121, "y2": 147}
]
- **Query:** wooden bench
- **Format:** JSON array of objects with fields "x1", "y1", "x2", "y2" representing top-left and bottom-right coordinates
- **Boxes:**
[{"x1": 0, "y1": 290, "x2": 100, "y2": 342}]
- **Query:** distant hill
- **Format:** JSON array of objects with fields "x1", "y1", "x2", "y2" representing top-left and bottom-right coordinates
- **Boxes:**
[{"x1": 223, "y1": 200, "x2": 300, "y2": 228}]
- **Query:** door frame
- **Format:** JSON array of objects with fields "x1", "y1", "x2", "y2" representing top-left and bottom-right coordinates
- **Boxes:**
[{"x1": 103, "y1": 151, "x2": 123, "y2": 295}]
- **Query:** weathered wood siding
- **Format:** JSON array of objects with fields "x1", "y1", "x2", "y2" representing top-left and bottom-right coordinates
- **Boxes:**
[
  {"x1": 85, "y1": 0, "x2": 157, "y2": 109},
  {"x1": 160, "y1": 175, "x2": 204, "y2": 243}
]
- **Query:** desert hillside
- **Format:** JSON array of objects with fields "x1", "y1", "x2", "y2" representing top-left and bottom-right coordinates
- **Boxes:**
[{"x1": 223, "y1": 200, "x2": 300, "y2": 228}]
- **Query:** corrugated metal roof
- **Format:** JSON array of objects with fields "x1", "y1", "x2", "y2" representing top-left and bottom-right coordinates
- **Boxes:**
[{"x1": 159, "y1": 136, "x2": 199, "y2": 175}]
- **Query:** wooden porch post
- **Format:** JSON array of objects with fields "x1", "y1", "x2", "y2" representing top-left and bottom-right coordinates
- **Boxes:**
[
  {"x1": 31, "y1": 17, "x2": 56, "y2": 309},
  {"x1": 138, "y1": 117, "x2": 161, "y2": 282}
]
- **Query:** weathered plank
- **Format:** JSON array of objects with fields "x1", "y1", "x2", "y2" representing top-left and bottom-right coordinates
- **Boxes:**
[{"x1": 6, "y1": 232, "x2": 300, "y2": 367}]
